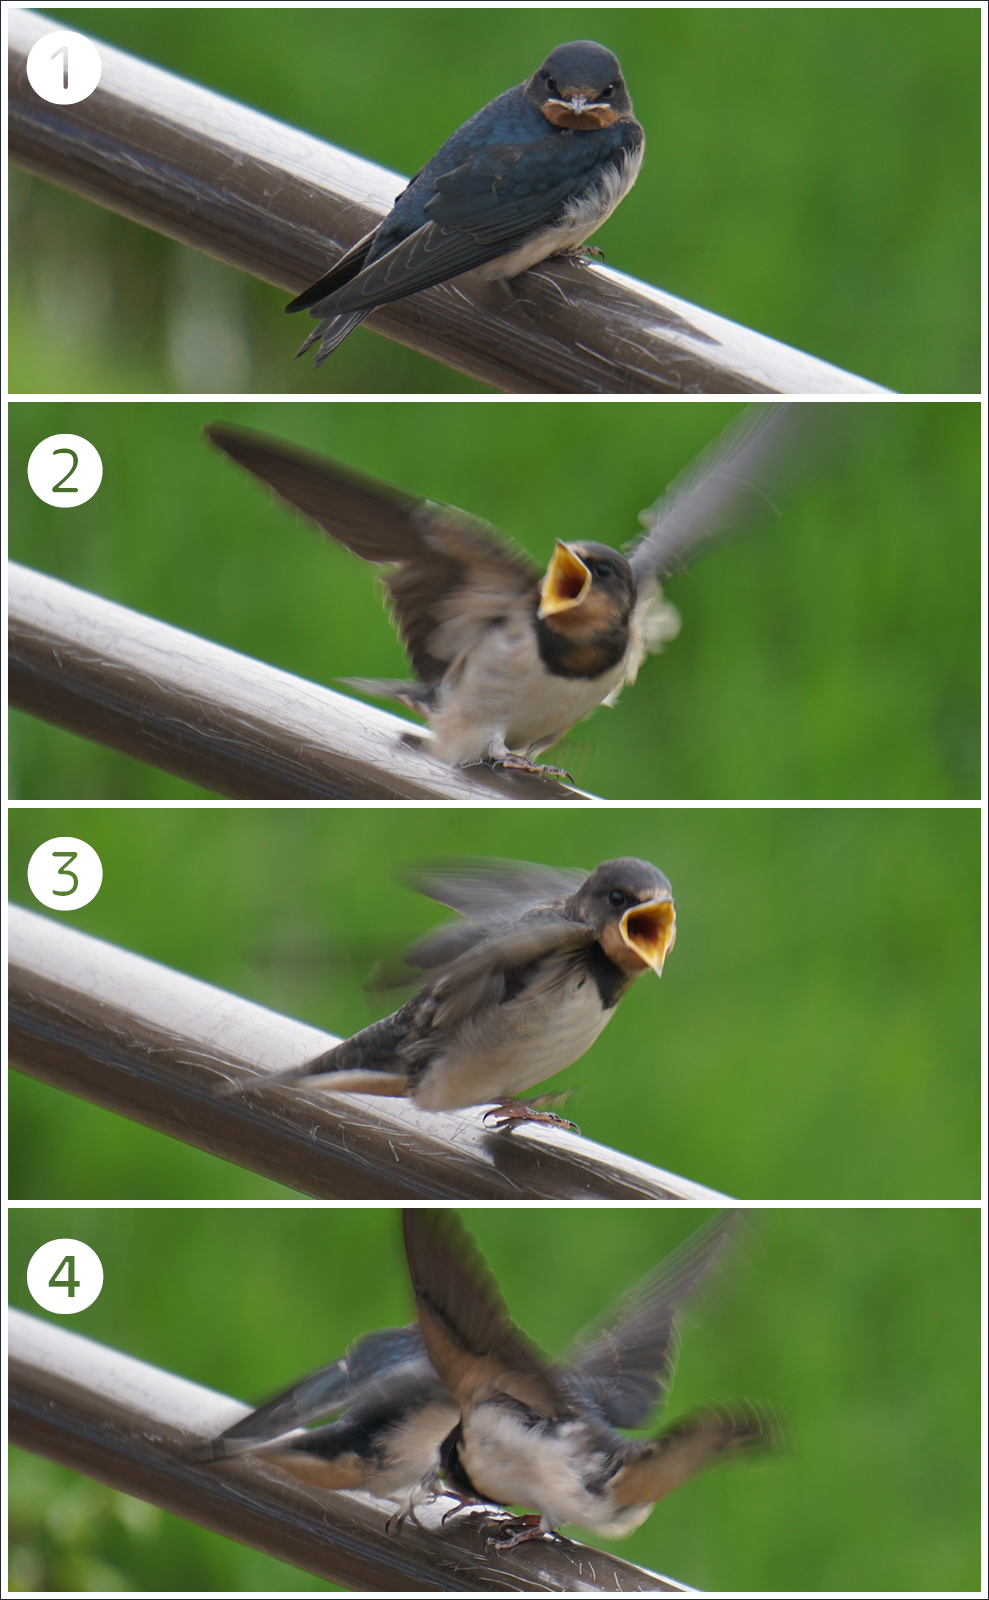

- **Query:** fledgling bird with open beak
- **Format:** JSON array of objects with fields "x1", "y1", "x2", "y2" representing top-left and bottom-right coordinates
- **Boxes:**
[
  {"x1": 238, "y1": 857, "x2": 676, "y2": 1127},
  {"x1": 204, "y1": 404, "x2": 790, "y2": 779},
  {"x1": 195, "y1": 1324, "x2": 458, "y2": 1524},
  {"x1": 403, "y1": 1209, "x2": 778, "y2": 1547},
  {"x1": 286, "y1": 41, "x2": 644, "y2": 364}
]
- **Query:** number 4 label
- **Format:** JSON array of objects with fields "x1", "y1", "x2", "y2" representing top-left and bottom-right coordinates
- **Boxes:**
[{"x1": 28, "y1": 1239, "x2": 104, "y2": 1313}]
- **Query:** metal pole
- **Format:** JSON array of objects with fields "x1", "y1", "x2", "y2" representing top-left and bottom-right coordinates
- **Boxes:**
[
  {"x1": 8, "y1": 906, "x2": 730, "y2": 1202},
  {"x1": 8, "y1": 564, "x2": 587, "y2": 801},
  {"x1": 8, "y1": 9, "x2": 889, "y2": 395},
  {"x1": 9, "y1": 1310, "x2": 690, "y2": 1593}
]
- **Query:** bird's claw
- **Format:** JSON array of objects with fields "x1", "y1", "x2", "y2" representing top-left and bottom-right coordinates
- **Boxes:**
[
  {"x1": 485, "y1": 1513, "x2": 554, "y2": 1548},
  {"x1": 492, "y1": 755, "x2": 574, "y2": 784},
  {"x1": 483, "y1": 1100, "x2": 581, "y2": 1135}
]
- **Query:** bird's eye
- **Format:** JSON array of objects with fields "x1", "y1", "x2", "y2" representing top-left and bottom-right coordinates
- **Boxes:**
[
  {"x1": 601, "y1": 84, "x2": 615, "y2": 97},
  {"x1": 595, "y1": 561, "x2": 612, "y2": 578},
  {"x1": 546, "y1": 76, "x2": 559, "y2": 95},
  {"x1": 608, "y1": 889, "x2": 626, "y2": 907}
]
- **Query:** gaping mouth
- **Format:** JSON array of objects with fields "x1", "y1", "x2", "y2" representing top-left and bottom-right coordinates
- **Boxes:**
[
  {"x1": 538, "y1": 542, "x2": 592, "y2": 617},
  {"x1": 620, "y1": 899, "x2": 677, "y2": 975}
]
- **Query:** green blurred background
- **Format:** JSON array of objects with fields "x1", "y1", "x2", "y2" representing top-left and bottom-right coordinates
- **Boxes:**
[
  {"x1": 7, "y1": 1207, "x2": 981, "y2": 1591},
  {"x1": 7, "y1": 806, "x2": 979, "y2": 1200},
  {"x1": 9, "y1": 8, "x2": 980, "y2": 392},
  {"x1": 8, "y1": 400, "x2": 980, "y2": 800}
]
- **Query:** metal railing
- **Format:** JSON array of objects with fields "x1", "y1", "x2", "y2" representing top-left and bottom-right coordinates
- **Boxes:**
[
  {"x1": 9, "y1": 1309, "x2": 690, "y2": 1593},
  {"x1": 8, "y1": 564, "x2": 588, "y2": 800},
  {"x1": 8, "y1": 905, "x2": 729, "y2": 1202},
  {"x1": 8, "y1": 9, "x2": 889, "y2": 395}
]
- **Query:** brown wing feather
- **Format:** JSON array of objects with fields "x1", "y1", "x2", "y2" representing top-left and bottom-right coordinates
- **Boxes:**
[
  {"x1": 611, "y1": 1400, "x2": 777, "y2": 1509},
  {"x1": 203, "y1": 424, "x2": 539, "y2": 685},
  {"x1": 402, "y1": 1210, "x2": 573, "y2": 1420}
]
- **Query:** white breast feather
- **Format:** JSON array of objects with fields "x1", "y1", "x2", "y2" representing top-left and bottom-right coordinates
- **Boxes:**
[{"x1": 412, "y1": 966, "x2": 611, "y2": 1111}]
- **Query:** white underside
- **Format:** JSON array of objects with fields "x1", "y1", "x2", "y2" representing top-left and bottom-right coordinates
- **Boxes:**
[
  {"x1": 474, "y1": 143, "x2": 644, "y2": 283},
  {"x1": 372, "y1": 1399, "x2": 460, "y2": 1501},
  {"x1": 429, "y1": 608, "x2": 630, "y2": 765},
  {"x1": 462, "y1": 1409, "x2": 652, "y2": 1538},
  {"x1": 412, "y1": 965, "x2": 611, "y2": 1111}
]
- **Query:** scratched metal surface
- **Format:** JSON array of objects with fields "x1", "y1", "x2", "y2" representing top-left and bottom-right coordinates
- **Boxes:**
[
  {"x1": 8, "y1": 10, "x2": 887, "y2": 395},
  {"x1": 8, "y1": 907, "x2": 730, "y2": 1202},
  {"x1": 10, "y1": 1310, "x2": 690, "y2": 1592},
  {"x1": 8, "y1": 564, "x2": 588, "y2": 801}
]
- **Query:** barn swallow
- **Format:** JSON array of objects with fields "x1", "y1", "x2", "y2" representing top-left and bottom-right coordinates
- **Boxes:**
[
  {"x1": 204, "y1": 404, "x2": 789, "y2": 777},
  {"x1": 286, "y1": 41, "x2": 644, "y2": 364},
  {"x1": 197, "y1": 1323, "x2": 458, "y2": 1522},
  {"x1": 403, "y1": 1209, "x2": 777, "y2": 1547},
  {"x1": 240, "y1": 856, "x2": 676, "y2": 1126}
]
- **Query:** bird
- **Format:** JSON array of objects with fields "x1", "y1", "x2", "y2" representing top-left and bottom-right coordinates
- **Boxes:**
[
  {"x1": 402, "y1": 1208, "x2": 777, "y2": 1547},
  {"x1": 237, "y1": 855, "x2": 676, "y2": 1127},
  {"x1": 196, "y1": 1323, "x2": 458, "y2": 1524},
  {"x1": 286, "y1": 41, "x2": 644, "y2": 364},
  {"x1": 204, "y1": 404, "x2": 790, "y2": 778}
]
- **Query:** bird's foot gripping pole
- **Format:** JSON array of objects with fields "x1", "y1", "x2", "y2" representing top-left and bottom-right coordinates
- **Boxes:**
[
  {"x1": 482, "y1": 1098, "x2": 581, "y2": 1134},
  {"x1": 489, "y1": 753, "x2": 575, "y2": 783},
  {"x1": 486, "y1": 1513, "x2": 558, "y2": 1549}
]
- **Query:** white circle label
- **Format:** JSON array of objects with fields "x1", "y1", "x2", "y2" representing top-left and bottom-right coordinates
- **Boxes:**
[
  {"x1": 27, "y1": 1239, "x2": 104, "y2": 1314},
  {"x1": 27, "y1": 434, "x2": 103, "y2": 508},
  {"x1": 26, "y1": 32, "x2": 102, "y2": 106},
  {"x1": 27, "y1": 837, "x2": 104, "y2": 910}
]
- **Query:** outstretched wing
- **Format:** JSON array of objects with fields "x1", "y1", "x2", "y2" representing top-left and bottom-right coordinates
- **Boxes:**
[
  {"x1": 612, "y1": 1400, "x2": 780, "y2": 1509},
  {"x1": 204, "y1": 424, "x2": 538, "y2": 687},
  {"x1": 562, "y1": 1212, "x2": 738, "y2": 1429},
  {"x1": 627, "y1": 405, "x2": 794, "y2": 589},
  {"x1": 403, "y1": 1209, "x2": 574, "y2": 1421},
  {"x1": 397, "y1": 857, "x2": 589, "y2": 974}
]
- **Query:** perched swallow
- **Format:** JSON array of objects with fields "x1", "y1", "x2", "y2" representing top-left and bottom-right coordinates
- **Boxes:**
[
  {"x1": 205, "y1": 405, "x2": 788, "y2": 777},
  {"x1": 197, "y1": 1323, "x2": 458, "y2": 1521},
  {"x1": 287, "y1": 41, "x2": 643, "y2": 364},
  {"x1": 403, "y1": 1209, "x2": 776, "y2": 1546},
  {"x1": 243, "y1": 856, "x2": 676, "y2": 1125}
]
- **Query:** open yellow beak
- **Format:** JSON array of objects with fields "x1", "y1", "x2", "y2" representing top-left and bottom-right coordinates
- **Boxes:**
[
  {"x1": 538, "y1": 541, "x2": 592, "y2": 618},
  {"x1": 620, "y1": 899, "x2": 677, "y2": 976}
]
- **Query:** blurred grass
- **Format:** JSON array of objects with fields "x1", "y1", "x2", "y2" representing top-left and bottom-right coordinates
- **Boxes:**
[
  {"x1": 7, "y1": 1207, "x2": 981, "y2": 1591},
  {"x1": 8, "y1": 400, "x2": 980, "y2": 800},
  {"x1": 9, "y1": 8, "x2": 980, "y2": 393},
  {"x1": 7, "y1": 806, "x2": 979, "y2": 1200}
]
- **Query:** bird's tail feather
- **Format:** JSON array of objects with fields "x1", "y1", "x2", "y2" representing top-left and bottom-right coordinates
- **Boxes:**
[
  {"x1": 339, "y1": 677, "x2": 433, "y2": 716},
  {"x1": 294, "y1": 310, "x2": 371, "y2": 365}
]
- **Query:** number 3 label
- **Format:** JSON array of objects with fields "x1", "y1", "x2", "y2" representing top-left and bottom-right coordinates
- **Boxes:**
[
  {"x1": 27, "y1": 434, "x2": 103, "y2": 508},
  {"x1": 27, "y1": 1239, "x2": 104, "y2": 1314},
  {"x1": 28, "y1": 837, "x2": 103, "y2": 909}
]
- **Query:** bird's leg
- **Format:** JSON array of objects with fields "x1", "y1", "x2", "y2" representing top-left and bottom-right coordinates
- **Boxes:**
[
  {"x1": 439, "y1": 1490, "x2": 488, "y2": 1527},
  {"x1": 481, "y1": 737, "x2": 574, "y2": 784},
  {"x1": 486, "y1": 1513, "x2": 557, "y2": 1548},
  {"x1": 384, "y1": 1496, "x2": 425, "y2": 1536},
  {"x1": 483, "y1": 1097, "x2": 581, "y2": 1134}
]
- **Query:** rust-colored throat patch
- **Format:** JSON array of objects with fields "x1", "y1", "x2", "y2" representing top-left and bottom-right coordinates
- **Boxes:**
[{"x1": 542, "y1": 102, "x2": 621, "y2": 131}]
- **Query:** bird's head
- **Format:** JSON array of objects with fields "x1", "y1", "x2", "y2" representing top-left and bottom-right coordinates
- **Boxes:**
[
  {"x1": 570, "y1": 859, "x2": 677, "y2": 976},
  {"x1": 537, "y1": 540, "x2": 637, "y2": 639},
  {"x1": 525, "y1": 41, "x2": 632, "y2": 130}
]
